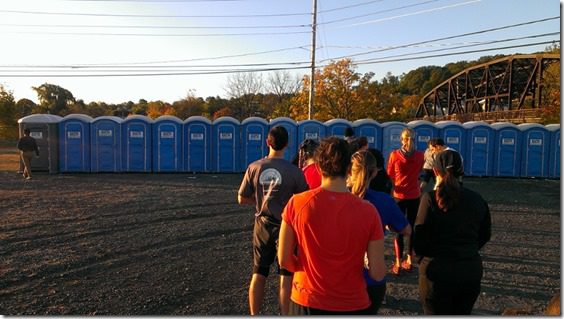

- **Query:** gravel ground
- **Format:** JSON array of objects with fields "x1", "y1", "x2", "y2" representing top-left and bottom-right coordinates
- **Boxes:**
[{"x1": 0, "y1": 172, "x2": 560, "y2": 315}]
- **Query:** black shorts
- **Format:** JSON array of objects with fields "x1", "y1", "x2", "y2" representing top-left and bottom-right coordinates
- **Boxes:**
[{"x1": 252, "y1": 215, "x2": 292, "y2": 277}]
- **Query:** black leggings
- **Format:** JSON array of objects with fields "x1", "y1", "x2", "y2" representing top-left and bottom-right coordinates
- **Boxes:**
[
  {"x1": 289, "y1": 300, "x2": 371, "y2": 315},
  {"x1": 395, "y1": 198, "x2": 420, "y2": 257}
]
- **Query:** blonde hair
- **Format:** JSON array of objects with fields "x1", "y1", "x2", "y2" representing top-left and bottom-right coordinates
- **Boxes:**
[
  {"x1": 348, "y1": 150, "x2": 377, "y2": 198},
  {"x1": 401, "y1": 127, "x2": 416, "y2": 153}
]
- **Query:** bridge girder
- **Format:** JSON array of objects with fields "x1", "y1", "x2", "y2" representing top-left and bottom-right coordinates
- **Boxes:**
[{"x1": 415, "y1": 54, "x2": 560, "y2": 119}]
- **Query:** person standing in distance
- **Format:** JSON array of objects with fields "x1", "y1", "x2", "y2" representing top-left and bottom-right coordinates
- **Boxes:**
[
  {"x1": 386, "y1": 127, "x2": 424, "y2": 275},
  {"x1": 238, "y1": 125, "x2": 309, "y2": 315},
  {"x1": 17, "y1": 128, "x2": 39, "y2": 180}
]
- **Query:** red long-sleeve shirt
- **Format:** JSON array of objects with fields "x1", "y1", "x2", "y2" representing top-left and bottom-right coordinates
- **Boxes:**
[{"x1": 387, "y1": 149, "x2": 424, "y2": 200}]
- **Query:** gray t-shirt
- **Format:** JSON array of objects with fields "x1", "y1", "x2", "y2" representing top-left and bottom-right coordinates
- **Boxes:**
[{"x1": 238, "y1": 157, "x2": 309, "y2": 221}]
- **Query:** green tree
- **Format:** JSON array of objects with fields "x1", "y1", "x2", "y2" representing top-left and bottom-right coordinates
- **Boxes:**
[
  {"x1": 32, "y1": 83, "x2": 75, "y2": 115},
  {"x1": 0, "y1": 85, "x2": 18, "y2": 140},
  {"x1": 15, "y1": 98, "x2": 36, "y2": 119}
]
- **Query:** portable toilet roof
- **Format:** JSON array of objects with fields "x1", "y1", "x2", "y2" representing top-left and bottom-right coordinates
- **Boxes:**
[
  {"x1": 462, "y1": 121, "x2": 490, "y2": 129},
  {"x1": 353, "y1": 118, "x2": 380, "y2": 126},
  {"x1": 270, "y1": 117, "x2": 297, "y2": 125},
  {"x1": 155, "y1": 115, "x2": 183, "y2": 124},
  {"x1": 546, "y1": 123, "x2": 560, "y2": 132},
  {"x1": 434, "y1": 120, "x2": 463, "y2": 129},
  {"x1": 517, "y1": 123, "x2": 546, "y2": 131},
  {"x1": 124, "y1": 114, "x2": 154, "y2": 123},
  {"x1": 93, "y1": 115, "x2": 123, "y2": 123},
  {"x1": 491, "y1": 122, "x2": 519, "y2": 130},
  {"x1": 18, "y1": 113, "x2": 63, "y2": 124},
  {"x1": 185, "y1": 115, "x2": 212, "y2": 124},
  {"x1": 61, "y1": 113, "x2": 94, "y2": 123},
  {"x1": 241, "y1": 116, "x2": 269, "y2": 126},
  {"x1": 213, "y1": 116, "x2": 240, "y2": 126},
  {"x1": 324, "y1": 118, "x2": 351, "y2": 126},
  {"x1": 381, "y1": 121, "x2": 406, "y2": 128},
  {"x1": 407, "y1": 119, "x2": 434, "y2": 127}
]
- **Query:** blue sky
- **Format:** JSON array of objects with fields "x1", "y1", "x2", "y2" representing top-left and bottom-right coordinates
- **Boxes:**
[{"x1": 0, "y1": 0, "x2": 560, "y2": 104}]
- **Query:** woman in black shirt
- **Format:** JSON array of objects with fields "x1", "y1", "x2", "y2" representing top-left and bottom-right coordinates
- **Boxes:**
[{"x1": 414, "y1": 150, "x2": 491, "y2": 315}]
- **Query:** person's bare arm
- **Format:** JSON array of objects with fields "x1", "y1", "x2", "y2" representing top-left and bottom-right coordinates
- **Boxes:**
[
  {"x1": 237, "y1": 194, "x2": 255, "y2": 205},
  {"x1": 366, "y1": 239, "x2": 386, "y2": 282},
  {"x1": 278, "y1": 221, "x2": 300, "y2": 273}
]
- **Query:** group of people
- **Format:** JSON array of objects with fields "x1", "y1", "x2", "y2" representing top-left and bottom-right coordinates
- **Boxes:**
[{"x1": 237, "y1": 125, "x2": 491, "y2": 315}]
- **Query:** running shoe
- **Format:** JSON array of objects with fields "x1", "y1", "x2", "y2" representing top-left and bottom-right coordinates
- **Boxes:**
[
  {"x1": 401, "y1": 260, "x2": 412, "y2": 272},
  {"x1": 390, "y1": 263, "x2": 401, "y2": 276}
]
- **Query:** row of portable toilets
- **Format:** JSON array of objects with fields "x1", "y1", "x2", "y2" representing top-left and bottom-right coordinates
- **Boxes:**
[{"x1": 17, "y1": 114, "x2": 560, "y2": 178}]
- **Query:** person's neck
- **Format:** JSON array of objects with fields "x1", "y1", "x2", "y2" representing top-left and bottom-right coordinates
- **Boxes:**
[
  {"x1": 320, "y1": 176, "x2": 349, "y2": 192},
  {"x1": 267, "y1": 148, "x2": 285, "y2": 159}
]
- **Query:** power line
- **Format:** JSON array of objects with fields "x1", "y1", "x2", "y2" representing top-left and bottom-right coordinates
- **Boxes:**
[
  {"x1": 0, "y1": 22, "x2": 310, "y2": 29},
  {"x1": 323, "y1": 16, "x2": 559, "y2": 62},
  {"x1": 0, "y1": 40, "x2": 557, "y2": 77}
]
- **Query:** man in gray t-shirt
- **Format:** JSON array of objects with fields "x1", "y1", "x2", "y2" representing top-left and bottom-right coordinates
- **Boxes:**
[{"x1": 238, "y1": 125, "x2": 308, "y2": 316}]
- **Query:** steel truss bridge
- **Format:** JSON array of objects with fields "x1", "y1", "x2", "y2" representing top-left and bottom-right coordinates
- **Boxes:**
[{"x1": 415, "y1": 54, "x2": 560, "y2": 123}]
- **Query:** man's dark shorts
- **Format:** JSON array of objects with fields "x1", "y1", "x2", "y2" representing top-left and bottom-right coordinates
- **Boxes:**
[{"x1": 253, "y1": 215, "x2": 292, "y2": 277}]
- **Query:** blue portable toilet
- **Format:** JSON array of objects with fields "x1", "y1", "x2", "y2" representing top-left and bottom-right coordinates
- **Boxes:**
[
  {"x1": 518, "y1": 123, "x2": 550, "y2": 178},
  {"x1": 381, "y1": 121, "x2": 407, "y2": 163},
  {"x1": 463, "y1": 121, "x2": 495, "y2": 177},
  {"x1": 152, "y1": 115, "x2": 183, "y2": 173},
  {"x1": 122, "y1": 115, "x2": 153, "y2": 172},
  {"x1": 184, "y1": 116, "x2": 212, "y2": 173},
  {"x1": 546, "y1": 124, "x2": 560, "y2": 179},
  {"x1": 269, "y1": 117, "x2": 298, "y2": 162},
  {"x1": 241, "y1": 117, "x2": 269, "y2": 169},
  {"x1": 91, "y1": 116, "x2": 123, "y2": 173},
  {"x1": 491, "y1": 122, "x2": 522, "y2": 177},
  {"x1": 212, "y1": 116, "x2": 240, "y2": 173},
  {"x1": 353, "y1": 119, "x2": 382, "y2": 151},
  {"x1": 325, "y1": 118, "x2": 352, "y2": 139},
  {"x1": 17, "y1": 114, "x2": 62, "y2": 174},
  {"x1": 59, "y1": 114, "x2": 93, "y2": 173},
  {"x1": 407, "y1": 120, "x2": 438, "y2": 151},
  {"x1": 435, "y1": 120, "x2": 466, "y2": 154},
  {"x1": 297, "y1": 119, "x2": 326, "y2": 146}
]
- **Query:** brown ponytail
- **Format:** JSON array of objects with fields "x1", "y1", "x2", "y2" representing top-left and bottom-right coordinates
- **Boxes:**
[
  {"x1": 434, "y1": 169, "x2": 461, "y2": 212},
  {"x1": 348, "y1": 150, "x2": 377, "y2": 198}
]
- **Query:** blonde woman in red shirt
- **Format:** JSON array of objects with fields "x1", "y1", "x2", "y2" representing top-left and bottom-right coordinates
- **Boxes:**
[{"x1": 386, "y1": 127, "x2": 424, "y2": 275}]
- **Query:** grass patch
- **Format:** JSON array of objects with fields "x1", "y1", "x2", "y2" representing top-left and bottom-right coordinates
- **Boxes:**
[{"x1": 0, "y1": 146, "x2": 19, "y2": 172}]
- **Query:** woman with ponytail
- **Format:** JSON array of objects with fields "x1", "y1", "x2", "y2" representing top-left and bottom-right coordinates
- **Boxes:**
[
  {"x1": 348, "y1": 150, "x2": 411, "y2": 314},
  {"x1": 413, "y1": 150, "x2": 491, "y2": 315},
  {"x1": 297, "y1": 139, "x2": 321, "y2": 189},
  {"x1": 386, "y1": 127, "x2": 425, "y2": 275}
]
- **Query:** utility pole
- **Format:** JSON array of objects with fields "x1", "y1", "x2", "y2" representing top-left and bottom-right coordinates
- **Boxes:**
[{"x1": 308, "y1": 0, "x2": 317, "y2": 120}]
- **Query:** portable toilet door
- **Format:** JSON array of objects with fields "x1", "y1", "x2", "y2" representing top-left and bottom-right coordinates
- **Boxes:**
[
  {"x1": 546, "y1": 124, "x2": 560, "y2": 179},
  {"x1": 297, "y1": 119, "x2": 326, "y2": 146},
  {"x1": 463, "y1": 121, "x2": 495, "y2": 177},
  {"x1": 518, "y1": 123, "x2": 550, "y2": 178},
  {"x1": 353, "y1": 119, "x2": 382, "y2": 151},
  {"x1": 17, "y1": 114, "x2": 62, "y2": 173},
  {"x1": 122, "y1": 115, "x2": 153, "y2": 172},
  {"x1": 325, "y1": 118, "x2": 352, "y2": 139},
  {"x1": 184, "y1": 116, "x2": 212, "y2": 173},
  {"x1": 407, "y1": 120, "x2": 438, "y2": 152},
  {"x1": 241, "y1": 117, "x2": 268, "y2": 169},
  {"x1": 381, "y1": 121, "x2": 407, "y2": 163},
  {"x1": 269, "y1": 117, "x2": 298, "y2": 162},
  {"x1": 213, "y1": 116, "x2": 240, "y2": 173},
  {"x1": 491, "y1": 122, "x2": 522, "y2": 177},
  {"x1": 91, "y1": 116, "x2": 122, "y2": 172},
  {"x1": 59, "y1": 114, "x2": 93, "y2": 173},
  {"x1": 153, "y1": 115, "x2": 183, "y2": 173},
  {"x1": 435, "y1": 120, "x2": 466, "y2": 155}
]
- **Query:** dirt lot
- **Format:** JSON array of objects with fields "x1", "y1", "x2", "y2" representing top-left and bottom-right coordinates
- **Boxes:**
[{"x1": 0, "y1": 157, "x2": 560, "y2": 315}]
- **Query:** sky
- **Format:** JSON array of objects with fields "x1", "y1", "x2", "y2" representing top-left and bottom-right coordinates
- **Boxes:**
[{"x1": 0, "y1": 0, "x2": 560, "y2": 105}]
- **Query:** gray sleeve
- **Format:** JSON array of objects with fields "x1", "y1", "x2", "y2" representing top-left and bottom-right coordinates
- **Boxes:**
[{"x1": 238, "y1": 167, "x2": 254, "y2": 198}]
